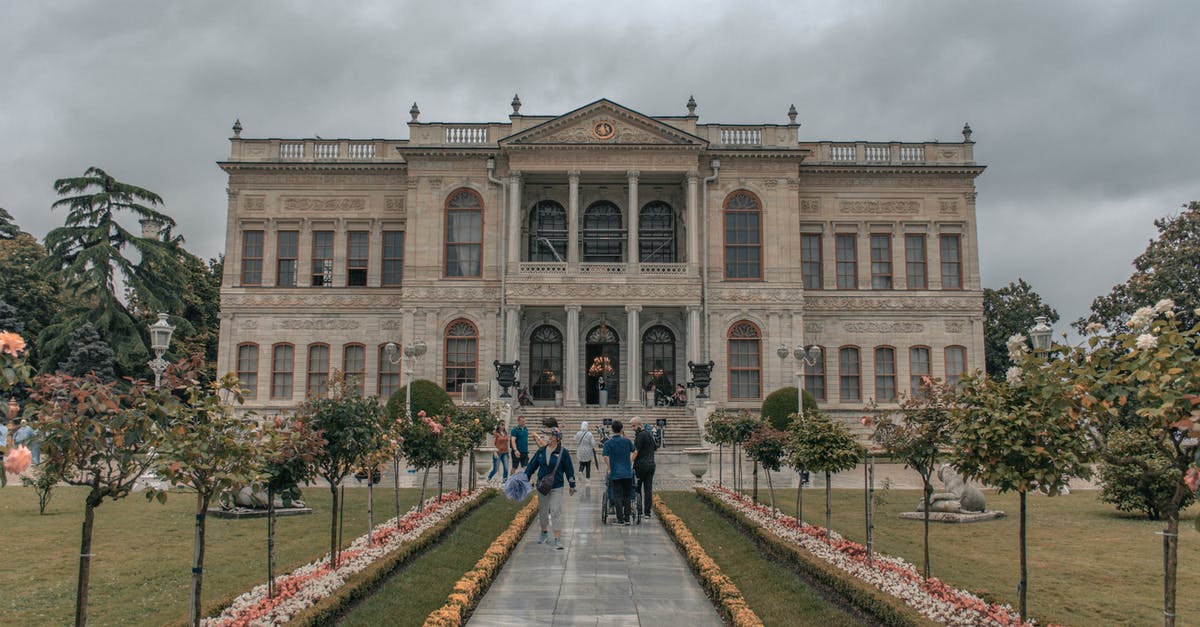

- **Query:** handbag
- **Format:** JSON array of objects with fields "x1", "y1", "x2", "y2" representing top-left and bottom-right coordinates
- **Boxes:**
[{"x1": 537, "y1": 445, "x2": 565, "y2": 496}]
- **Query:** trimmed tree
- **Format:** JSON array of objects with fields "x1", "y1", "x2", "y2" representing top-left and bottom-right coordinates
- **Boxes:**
[
  {"x1": 1097, "y1": 428, "x2": 1194, "y2": 520},
  {"x1": 262, "y1": 414, "x2": 324, "y2": 598},
  {"x1": 744, "y1": 423, "x2": 789, "y2": 514},
  {"x1": 789, "y1": 410, "x2": 864, "y2": 539},
  {"x1": 761, "y1": 386, "x2": 818, "y2": 431}
]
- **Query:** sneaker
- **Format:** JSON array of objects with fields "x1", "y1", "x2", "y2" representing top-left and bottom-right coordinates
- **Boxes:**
[
  {"x1": 537, "y1": 531, "x2": 549, "y2": 544},
  {"x1": 554, "y1": 538, "x2": 564, "y2": 550}
]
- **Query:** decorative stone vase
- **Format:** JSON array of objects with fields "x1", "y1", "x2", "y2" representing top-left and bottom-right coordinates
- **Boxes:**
[
  {"x1": 474, "y1": 446, "x2": 497, "y2": 480},
  {"x1": 683, "y1": 447, "x2": 712, "y2": 482}
]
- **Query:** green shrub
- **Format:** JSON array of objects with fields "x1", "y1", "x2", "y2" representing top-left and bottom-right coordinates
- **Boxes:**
[
  {"x1": 387, "y1": 379, "x2": 454, "y2": 420},
  {"x1": 1098, "y1": 428, "x2": 1193, "y2": 520},
  {"x1": 760, "y1": 386, "x2": 817, "y2": 431}
]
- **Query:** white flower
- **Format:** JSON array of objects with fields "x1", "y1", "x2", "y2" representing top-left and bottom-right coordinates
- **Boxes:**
[
  {"x1": 1005, "y1": 333, "x2": 1028, "y2": 359},
  {"x1": 1084, "y1": 322, "x2": 1104, "y2": 335},
  {"x1": 1154, "y1": 299, "x2": 1175, "y2": 314},
  {"x1": 1127, "y1": 306, "x2": 1156, "y2": 330},
  {"x1": 1136, "y1": 333, "x2": 1158, "y2": 350},
  {"x1": 1006, "y1": 366, "x2": 1023, "y2": 385}
]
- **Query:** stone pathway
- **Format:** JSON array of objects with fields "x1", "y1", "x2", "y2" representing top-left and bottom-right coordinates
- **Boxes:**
[{"x1": 468, "y1": 482, "x2": 724, "y2": 626}]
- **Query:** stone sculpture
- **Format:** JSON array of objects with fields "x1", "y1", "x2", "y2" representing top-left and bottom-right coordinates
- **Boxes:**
[
  {"x1": 916, "y1": 464, "x2": 987, "y2": 513},
  {"x1": 219, "y1": 482, "x2": 306, "y2": 510}
]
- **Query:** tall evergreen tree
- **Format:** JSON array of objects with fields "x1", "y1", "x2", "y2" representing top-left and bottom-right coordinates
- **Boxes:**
[
  {"x1": 39, "y1": 167, "x2": 187, "y2": 376},
  {"x1": 59, "y1": 323, "x2": 116, "y2": 381},
  {"x1": 983, "y1": 279, "x2": 1059, "y2": 377},
  {"x1": 0, "y1": 300, "x2": 24, "y2": 335},
  {"x1": 0, "y1": 208, "x2": 19, "y2": 239}
]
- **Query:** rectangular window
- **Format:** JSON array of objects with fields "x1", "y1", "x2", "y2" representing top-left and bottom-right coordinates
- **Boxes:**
[
  {"x1": 870, "y1": 234, "x2": 892, "y2": 289},
  {"x1": 307, "y1": 344, "x2": 330, "y2": 397},
  {"x1": 801, "y1": 234, "x2": 822, "y2": 290},
  {"x1": 241, "y1": 230, "x2": 263, "y2": 286},
  {"x1": 724, "y1": 211, "x2": 762, "y2": 280},
  {"x1": 910, "y1": 346, "x2": 932, "y2": 398},
  {"x1": 940, "y1": 234, "x2": 962, "y2": 289},
  {"x1": 445, "y1": 211, "x2": 482, "y2": 277},
  {"x1": 839, "y1": 347, "x2": 861, "y2": 402},
  {"x1": 311, "y1": 230, "x2": 334, "y2": 287},
  {"x1": 347, "y1": 231, "x2": 368, "y2": 287},
  {"x1": 277, "y1": 230, "x2": 298, "y2": 287},
  {"x1": 382, "y1": 231, "x2": 404, "y2": 287},
  {"x1": 237, "y1": 344, "x2": 258, "y2": 399},
  {"x1": 728, "y1": 338, "x2": 762, "y2": 399},
  {"x1": 378, "y1": 345, "x2": 400, "y2": 398},
  {"x1": 804, "y1": 348, "x2": 826, "y2": 402},
  {"x1": 874, "y1": 347, "x2": 896, "y2": 402},
  {"x1": 946, "y1": 346, "x2": 966, "y2": 387},
  {"x1": 905, "y1": 234, "x2": 927, "y2": 289},
  {"x1": 343, "y1": 344, "x2": 365, "y2": 396},
  {"x1": 271, "y1": 344, "x2": 294, "y2": 400},
  {"x1": 836, "y1": 234, "x2": 857, "y2": 289}
]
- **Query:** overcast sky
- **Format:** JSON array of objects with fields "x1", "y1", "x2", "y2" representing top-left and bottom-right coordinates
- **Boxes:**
[{"x1": 2, "y1": 1, "x2": 1197, "y2": 331}]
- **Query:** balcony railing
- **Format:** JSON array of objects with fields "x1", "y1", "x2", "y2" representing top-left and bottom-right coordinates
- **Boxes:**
[
  {"x1": 815, "y1": 141, "x2": 974, "y2": 165},
  {"x1": 516, "y1": 262, "x2": 689, "y2": 277}
]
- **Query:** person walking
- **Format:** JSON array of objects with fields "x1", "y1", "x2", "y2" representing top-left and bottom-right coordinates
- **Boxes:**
[
  {"x1": 487, "y1": 420, "x2": 510, "y2": 483},
  {"x1": 630, "y1": 416, "x2": 658, "y2": 519},
  {"x1": 524, "y1": 428, "x2": 576, "y2": 549},
  {"x1": 574, "y1": 421, "x2": 597, "y2": 485},
  {"x1": 602, "y1": 419, "x2": 635, "y2": 525},
  {"x1": 510, "y1": 415, "x2": 530, "y2": 470}
]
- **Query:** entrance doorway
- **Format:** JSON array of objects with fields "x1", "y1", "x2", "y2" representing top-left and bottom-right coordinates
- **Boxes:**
[{"x1": 585, "y1": 324, "x2": 620, "y2": 405}]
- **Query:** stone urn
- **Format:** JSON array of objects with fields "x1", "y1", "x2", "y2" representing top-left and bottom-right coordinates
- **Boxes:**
[
  {"x1": 683, "y1": 447, "x2": 712, "y2": 482},
  {"x1": 474, "y1": 446, "x2": 497, "y2": 481}
]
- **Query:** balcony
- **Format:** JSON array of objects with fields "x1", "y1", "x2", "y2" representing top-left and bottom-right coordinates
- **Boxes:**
[
  {"x1": 516, "y1": 262, "x2": 691, "y2": 277},
  {"x1": 229, "y1": 139, "x2": 402, "y2": 163}
]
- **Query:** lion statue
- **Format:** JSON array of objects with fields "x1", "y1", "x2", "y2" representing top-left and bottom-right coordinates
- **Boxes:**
[
  {"x1": 916, "y1": 464, "x2": 987, "y2": 513},
  {"x1": 219, "y1": 482, "x2": 306, "y2": 510}
]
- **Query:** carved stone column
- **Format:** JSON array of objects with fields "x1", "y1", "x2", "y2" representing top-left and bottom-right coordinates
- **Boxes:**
[
  {"x1": 564, "y1": 305, "x2": 581, "y2": 406},
  {"x1": 686, "y1": 171, "x2": 699, "y2": 272},
  {"x1": 627, "y1": 170, "x2": 639, "y2": 265},
  {"x1": 625, "y1": 304, "x2": 642, "y2": 406},
  {"x1": 508, "y1": 171, "x2": 522, "y2": 265},
  {"x1": 567, "y1": 170, "x2": 580, "y2": 268},
  {"x1": 505, "y1": 305, "x2": 521, "y2": 363}
]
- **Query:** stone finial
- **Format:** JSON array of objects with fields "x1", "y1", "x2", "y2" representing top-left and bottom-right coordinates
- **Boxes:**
[
  {"x1": 787, "y1": 104, "x2": 798, "y2": 124},
  {"x1": 232, "y1": 119, "x2": 242, "y2": 138},
  {"x1": 410, "y1": 102, "x2": 420, "y2": 122},
  {"x1": 511, "y1": 94, "x2": 522, "y2": 114},
  {"x1": 962, "y1": 122, "x2": 973, "y2": 143},
  {"x1": 686, "y1": 95, "x2": 697, "y2": 116}
]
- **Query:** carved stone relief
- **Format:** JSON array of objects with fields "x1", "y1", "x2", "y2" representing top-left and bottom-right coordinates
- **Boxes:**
[
  {"x1": 939, "y1": 200, "x2": 959, "y2": 214},
  {"x1": 243, "y1": 196, "x2": 266, "y2": 212},
  {"x1": 385, "y1": 196, "x2": 405, "y2": 212},
  {"x1": 381, "y1": 319, "x2": 404, "y2": 330},
  {"x1": 806, "y1": 295, "x2": 981, "y2": 312},
  {"x1": 241, "y1": 319, "x2": 258, "y2": 329},
  {"x1": 231, "y1": 173, "x2": 388, "y2": 186},
  {"x1": 944, "y1": 321, "x2": 966, "y2": 333},
  {"x1": 281, "y1": 197, "x2": 367, "y2": 212},
  {"x1": 277, "y1": 319, "x2": 361, "y2": 330},
  {"x1": 804, "y1": 322, "x2": 823, "y2": 334},
  {"x1": 838, "y1": 200, "x2": 921, "y2": 215},
  {"x1": 800, "y1": 199, "x2": 820, "y2": 214},
  {"x1": 844, "y1": 321, "x2": 925, "y2": 333}
]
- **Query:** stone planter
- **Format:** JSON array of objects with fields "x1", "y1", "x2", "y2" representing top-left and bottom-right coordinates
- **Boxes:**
[
  {"x1": 683, "y1": 447, "x2": 712, "y2": 482},
  {"x1": 474, "y1": 446, "x2": 497, "y2": 481}
]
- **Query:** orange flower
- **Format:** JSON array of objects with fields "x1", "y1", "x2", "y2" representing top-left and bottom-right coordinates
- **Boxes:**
[{"x1": 0, "y1": 331, "x2": 26, "y2": 357}]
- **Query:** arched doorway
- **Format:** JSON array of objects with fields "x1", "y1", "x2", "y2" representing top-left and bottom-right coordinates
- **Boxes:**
[
  {"x1": 529, "y1": 325, "x2": 563, "y2": 401},
  {"x1": 585, "y1": 323, "x2": 620, "y2": 405}
]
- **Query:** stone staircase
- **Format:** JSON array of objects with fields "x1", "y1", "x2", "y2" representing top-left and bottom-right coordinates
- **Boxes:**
[{"x1": 513, "y1": 406, "x2": 701, "y2": 449}]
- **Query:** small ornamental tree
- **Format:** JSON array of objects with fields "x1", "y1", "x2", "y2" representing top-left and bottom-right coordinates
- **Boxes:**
[
  {"x1": 705, "y1": 410, "x2": 760, "y2": 491},
  {"x1": 1097, "y1": 428, "x2": 1194, "y2": 520},
  {"x1": 297, "y1": 374, "x2": 390, "y2": 567},
  {"x1": 149, "y1": 358, "x2": 278, "y2": 627},
  {"x1": 789, "y1": 409, "x2": 864, "y2": 539},
  {"x1": 262, "y1": 414, "x2": 324, "y2": 598},
  {"x1": 744, "y1": 424, "x2": 788, "y2": 514},
  {"x1": 872, "y1": 376, "x2": 957, "y2": 581},
  {"x1": 31, "y1": 372, "x2": 160, "y2": 627},
  {"x1": 761, "y1": 386, "x2": 817, "y2": 431},
  {"x1": 397, "y1": 409, "x2": 451, "y2": 503},
  {"x1": 951, "y1": 334, "x2": 1095, "y2": 624}
]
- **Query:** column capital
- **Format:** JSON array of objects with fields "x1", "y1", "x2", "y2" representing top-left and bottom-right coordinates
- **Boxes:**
[
  {"x1": 505, "y1": 304, "x2": 522, "y2": 314},
  {"x1": 624, "y1": 304, "x2": 643, "y2": 313},
  {"x1": 626, "y1": 169, "x2": 640, "y2": 180},
  {"x1": 685, "y1": 170, "x2": 699, "y2": 181},
  {"x1": 567, "y1": 169, "x2": 581, "y2": 181},
  {"x1": 686, "y1": 305, "x2": 702, "y2": 313},
  {"x1": 508, "y1": 170, "x2": 523, "y2": 182},
  {"x1": 565, "y1": 304, "x2": 582, "y2": 313}
]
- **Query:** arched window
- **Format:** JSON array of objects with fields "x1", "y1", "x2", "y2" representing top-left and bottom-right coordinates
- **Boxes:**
[
  {"x1": 307, "y1": 344, "x2": 330, "y2": 398},
  {"x1": 343, "y1": 344, "x2": 365, "y2": 397},
  {"x1": 271, "y1": 343, "x2": 294, "y2": 400},
  {"x1": 529, "y1": 201, "x2": 567, "y2": 262},
  {"x1": 639, "y1": 201, "x2": 676, "y2": 263},
  {"x1": 727, "y1": 321, "x2": 762, "y2": 399},
  {"x1": 839, "y1": 346, "x2": 861, "y2": 402},
  {"x1": 910, "y1": 346, "x2": 932, "y2": 398},
  {"x1": 237, "y1": 343, "x2": 259, "y2": 399},
  {"x1": 378, "y1": 344, "x2": 400, "y2": 398},
  {"x1": 723, "y1": 191, "x2": 762, "y2": 280},
  {"x1": 444, "y1": 319, "x2": 478, "y2": 394},
  {"x1": 444, "y1": 189, "x2": 483, "y2": 277},
  {"x1": 874, "y1": 346, "x2": 896, "y2": 402},
  {"x1": 530, "y1": 325, "x2": 564, "y2": 400},
  {"x1": 583, "y1": 201, "x2": 623, "y2": 262},
  {"x1": 641, "y1": 325, "x2": 676, "y2": 391},
  {"x1": 945, "y1": 345, "x2": 967, "y2": 387},
  {"x1": 804, "y1": 345, "x2": 826, "y2": 402}
]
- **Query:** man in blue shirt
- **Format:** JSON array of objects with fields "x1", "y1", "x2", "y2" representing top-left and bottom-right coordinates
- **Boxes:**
[
  {"x1": 602, "y1": 420, "x2": 636, "y2": 524},
  {"x1": 510, "y1": 415, "x2": 530, "y2": 469}
]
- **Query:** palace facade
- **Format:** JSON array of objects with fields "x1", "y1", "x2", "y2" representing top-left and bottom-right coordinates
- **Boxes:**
[{"x1": 215, "y1": 97, "x2": 985, "y2": 420}]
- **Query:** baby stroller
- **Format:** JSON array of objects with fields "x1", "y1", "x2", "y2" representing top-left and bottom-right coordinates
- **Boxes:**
[{"x1": 600, "y1": 473, "x2": 642, "y2": 525}]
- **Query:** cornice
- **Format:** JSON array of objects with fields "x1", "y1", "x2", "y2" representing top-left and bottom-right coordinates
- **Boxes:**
[
  {"x1": 218, "y1": 161, "x2": 406, "y2": 174},
  {"x1": 800, "y1": 164, "x2": 986, "y2": 177}
]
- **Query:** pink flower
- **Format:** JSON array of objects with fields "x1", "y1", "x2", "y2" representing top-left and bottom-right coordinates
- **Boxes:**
[
  {"x1": 4, "y1": 445, "x2": 31, "y2": 474},
  {"x1": 0, "y1": 331, "x2": 26, "y2": 357}
]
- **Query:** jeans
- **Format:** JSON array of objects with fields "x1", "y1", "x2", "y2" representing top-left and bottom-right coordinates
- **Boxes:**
[
  {"x1": 610, "y1": 477, "x2": 633, "y2": 523},
  {"x1": 488, "y1": 452, "x2": 509, "y2": 480},
  {"x1": 579, "y1": 460, "x2": 591, "y2": 479},
  {"x1": 635, "y1": 464, "x2": 655, "y2": 516}
]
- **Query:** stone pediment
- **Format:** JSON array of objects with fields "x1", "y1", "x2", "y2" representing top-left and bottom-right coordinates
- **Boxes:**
[{"x1": 501, "y1": 99, "x2": 707, "y2": 148}]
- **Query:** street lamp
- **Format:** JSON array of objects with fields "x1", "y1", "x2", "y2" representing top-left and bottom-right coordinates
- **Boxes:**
[
  {"x1": 148, "y1": 313, "x2": 175, "y2": 387},
  {"x1": 1029, "y1": 316, "x2": 1053, "y2": 352},
  {"x1": 778, "y1": 343, "x2": 822, "y2": 414},
  {"x1": 384, "y1": 338, "x2": 427, "y2": 517}
]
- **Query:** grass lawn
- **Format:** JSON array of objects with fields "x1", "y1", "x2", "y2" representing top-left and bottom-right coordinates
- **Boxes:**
[
  {"x1": 659, "y1": 492, "x2": 866, "y2": 626},
  {"x1": 746, "y1": 484, "x2": 1200, "y2": 626},
  {"x1": 0, "y1": 483, "x2": 426, "y2": 626},
  {"x1": 336, "y1": 495, "x2": 525, "y2": 626}
]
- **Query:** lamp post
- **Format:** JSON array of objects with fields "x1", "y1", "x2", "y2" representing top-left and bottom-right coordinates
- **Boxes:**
[
  {"x1": 384, "y1": 339, "x2": 426, "y2": 517},
  {"x1": 778, "y1": 342, "x2": 821, "y2": 518},
  {"x1": 148, "y1": 313, "x2": 175, "y2": 387},
  {"x1": 1029, "y1": 315, "x2": 1053, "y2": 352}
]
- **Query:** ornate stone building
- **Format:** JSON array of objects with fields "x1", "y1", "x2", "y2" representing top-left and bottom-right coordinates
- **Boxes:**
[{"x1": 215, "y1": 97, "x2": 984, "y2": 420}]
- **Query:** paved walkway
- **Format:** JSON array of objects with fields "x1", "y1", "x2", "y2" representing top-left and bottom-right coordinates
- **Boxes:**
[{"x1": 468, "y1": 482, "x2": 724, "y2": 626}]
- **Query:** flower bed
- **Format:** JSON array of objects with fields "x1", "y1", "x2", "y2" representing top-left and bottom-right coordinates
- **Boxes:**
[
  {"x1": 204, "y1": 489, "x2": 488, "y2": 626},
  {"x1": 701, "y1": 486, "x2": 1033, "y2": 627},
  {"x1": 423, "y1": 496, "x2": 539, "y2": 626},
  {"x1": 653, "y1": 495, "x2": 765, "y2": 627}
]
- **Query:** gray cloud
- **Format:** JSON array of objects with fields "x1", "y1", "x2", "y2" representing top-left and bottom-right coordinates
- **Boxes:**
[{"x1": 2, "y1": 0, "x2": 1197, "y2": 330}]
